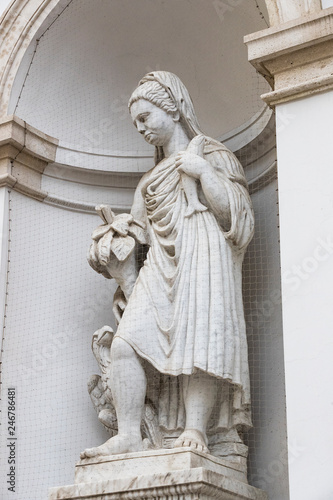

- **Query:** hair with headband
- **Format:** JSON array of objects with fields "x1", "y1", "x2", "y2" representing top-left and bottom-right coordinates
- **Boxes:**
[
  {"x1": 128, "y1": 80, "x2": 178, "y2": 116},
  {"x1": 128, "y1": 71, "x2": 204, "y2": 163}
]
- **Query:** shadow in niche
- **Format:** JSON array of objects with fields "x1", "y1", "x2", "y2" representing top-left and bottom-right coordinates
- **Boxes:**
[{"x1": 239, "y1": 133, "x2": 289, "y2": 498}]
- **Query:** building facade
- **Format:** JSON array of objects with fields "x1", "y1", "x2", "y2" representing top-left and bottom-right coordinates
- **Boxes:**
[{"x1": 0, "y1": 1, "x2": 332, "y2": 499}]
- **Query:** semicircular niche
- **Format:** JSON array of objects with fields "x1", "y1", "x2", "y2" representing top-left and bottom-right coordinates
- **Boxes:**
[{"x1": 9, "y1": 0, "x2": 271, "y2": 181}]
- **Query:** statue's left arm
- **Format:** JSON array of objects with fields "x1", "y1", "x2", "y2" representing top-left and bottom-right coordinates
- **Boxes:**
[
  {"x1": 199, "y1": 160, "x2": 231, "y2": 230},
  {"x1": 176, "y1": 141, "x2": 254, "y2": 252},
  {"x1": 202, "y1": 148, "x2": 254, "y2": 252},
  {"x1": 130, "y1": 169, "x2": 150, "y2": 236}
]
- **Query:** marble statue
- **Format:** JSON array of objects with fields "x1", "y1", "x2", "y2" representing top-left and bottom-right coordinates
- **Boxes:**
[{"x1": 81, "y1": 71, "x2": 255, "y2": 463}]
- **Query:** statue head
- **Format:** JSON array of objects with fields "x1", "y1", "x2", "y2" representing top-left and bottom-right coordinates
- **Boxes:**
[{"x1": 128, "y1": 71, "x2": 203, "y2": 162}]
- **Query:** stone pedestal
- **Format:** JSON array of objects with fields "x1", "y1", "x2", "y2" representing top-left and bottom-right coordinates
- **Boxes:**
[{"x1": 49, "y1": 448, "x2": 268, "y2": 500}]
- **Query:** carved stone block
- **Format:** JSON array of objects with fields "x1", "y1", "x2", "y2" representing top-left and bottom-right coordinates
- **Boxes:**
[{"x1": 49, "y1": 449, "x2": 268, "y2": 500}]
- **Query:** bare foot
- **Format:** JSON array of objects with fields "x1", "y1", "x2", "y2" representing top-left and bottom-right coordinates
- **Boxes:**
[
  {"x1": 173, "y1": 429, "x2": 208, "y2": 453},
  {"x1": 80, "y1": 434, "x2": 143, "y2": 459}
]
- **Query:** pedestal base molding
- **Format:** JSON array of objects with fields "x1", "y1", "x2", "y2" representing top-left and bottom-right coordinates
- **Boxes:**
[{"x1": 49, "y1": 449, "x2": 267, "y2": 500}]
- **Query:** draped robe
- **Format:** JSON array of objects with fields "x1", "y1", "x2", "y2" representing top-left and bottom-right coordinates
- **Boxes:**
[{"x1": 116, "y1": 136, "x2": 254, "y2": 432}]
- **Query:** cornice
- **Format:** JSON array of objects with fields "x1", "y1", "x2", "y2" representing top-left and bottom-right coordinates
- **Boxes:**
[
  {"x1": 44, "y1": 163, "x2": 143, "y2": 189},
  {"x1": 245, "y1": 8, "x2": 333, "y2": 105},
  {"x1": 53, "y1": 106, "x2": 272, "y2": 173},
  {"x1": 0, "y1": 114, "x2": 277, "y2": 213},
  {"x1": 0, "y1": 114, "x2": 58, "y2": 201}
]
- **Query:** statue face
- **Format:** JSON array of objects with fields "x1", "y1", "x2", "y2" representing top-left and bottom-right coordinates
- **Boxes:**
[{"x1": 130, "y1": 99, "x2": 178, "y2": 147}]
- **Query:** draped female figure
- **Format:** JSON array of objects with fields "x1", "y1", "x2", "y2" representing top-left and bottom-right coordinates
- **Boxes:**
[{"x1": 81, "y1": 71, "x2": 254, "y2": 460}]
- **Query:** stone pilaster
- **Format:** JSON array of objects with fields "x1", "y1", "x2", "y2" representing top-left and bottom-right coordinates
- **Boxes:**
[{"x1": 246, "y1": 6, "x2": 333, "y2": 498}]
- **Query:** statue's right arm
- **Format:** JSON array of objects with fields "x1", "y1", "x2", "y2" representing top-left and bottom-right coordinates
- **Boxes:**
[
  {"x1": 130, "y1": 171, "x2": 150, "y2": 237},
  {"x1": 112, "y1": 171, "x2": 150, "y2": 323}
]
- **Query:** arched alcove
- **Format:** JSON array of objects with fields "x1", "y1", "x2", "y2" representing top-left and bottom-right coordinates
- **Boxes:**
[
  {"x1": 6, "y1": 0, "x2": 271, "y2": 175},
  {"x1": 0, "y1": 0, "x2": 326, "y2": 121},
  {"x1": 0, "y1": 0, "x2": 277, "y2": 211},
  {"x1": 0, "y1": 2, "x2": 291, "y2": 499}
]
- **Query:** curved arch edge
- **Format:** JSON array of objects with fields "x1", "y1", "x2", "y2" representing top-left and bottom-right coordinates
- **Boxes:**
[{"x1": 0, "y1": 0, "x2": 327, "y2": 122}]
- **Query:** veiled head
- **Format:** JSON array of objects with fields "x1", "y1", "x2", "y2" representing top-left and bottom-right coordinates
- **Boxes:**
[{"x1": 129, "y1": 71, "x2": 203, "y2": 161}]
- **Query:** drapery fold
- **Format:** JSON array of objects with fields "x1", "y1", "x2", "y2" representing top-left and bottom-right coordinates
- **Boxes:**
[{"x1": 116, "y1": 136, "x2": 254, "y2": 430}]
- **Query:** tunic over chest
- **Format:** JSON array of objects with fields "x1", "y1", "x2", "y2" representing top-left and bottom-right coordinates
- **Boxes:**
[{"x1": 116, "y1": 139, "x2": 254, "y2": 415}]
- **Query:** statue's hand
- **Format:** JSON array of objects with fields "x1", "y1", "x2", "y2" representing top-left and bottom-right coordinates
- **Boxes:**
[
  {"x1": 175, "y1": 152, "x2": 211, "y2": 179},
  {"x1": 175, "y1": 135, "x2": 211, "y2": 179},
  {"x1": 89, "y1": 206, "x2": 146, "y2": 270},
  {"x1": 88, "y1": 205, "x2": 144, "y2": 302}
]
